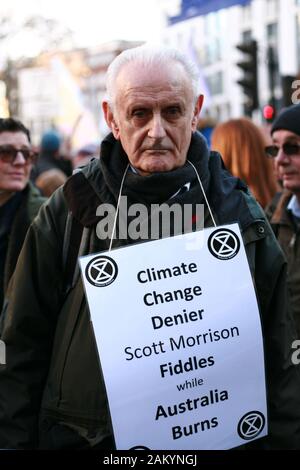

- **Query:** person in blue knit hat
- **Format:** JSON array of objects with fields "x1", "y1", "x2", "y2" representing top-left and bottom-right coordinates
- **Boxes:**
[
  {"x1": 265, "y1": 103, "x2": 300, "y2": 336},
  {"x1": 32, "y1": 129, "x2": 72, "y2": 182},
  {"x1": 41, "y1": 130, "x2": 61, "y2": 153}
]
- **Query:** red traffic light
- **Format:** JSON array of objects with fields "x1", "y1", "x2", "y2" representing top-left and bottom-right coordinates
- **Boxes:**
[{"x1": 263, "y1": 104, "x2": 275, "y2": 121}]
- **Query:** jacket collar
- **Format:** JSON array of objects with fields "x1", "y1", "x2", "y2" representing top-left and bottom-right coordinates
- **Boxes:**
[
  {"x1": 270, "y1": 190, "x2": 293, "y2": 226},
  {"x1": 63, "y1": 134, "x2": 261, "y2": 233}
]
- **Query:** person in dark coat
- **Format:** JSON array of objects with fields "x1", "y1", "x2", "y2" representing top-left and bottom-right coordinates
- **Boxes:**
[
  {"x1": 0, "y1": 118, "x2": 46, "y2": 312},
  {"x1": 265, "y1": 103, "x2": 300, "y2": 337},
  {"x1": 0, "y1": 47, "x2": 299, "y2": 450}
]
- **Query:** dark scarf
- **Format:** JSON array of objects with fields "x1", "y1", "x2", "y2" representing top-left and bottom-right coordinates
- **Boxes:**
[
  {"x1": 92, "y1": 132, "x2": 212, "y2": 243},
  {"x1": 99, "y1": 132, "x2": 210, "y2": 206},
  {"x1": 64, "y1": 132, "x2": 254, "y2": 253},
  {"x1": 65, "y1": 132, "x2": 213, "y2": 234}
]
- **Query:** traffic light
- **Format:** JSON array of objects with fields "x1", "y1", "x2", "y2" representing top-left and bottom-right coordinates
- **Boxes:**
[
  {"x1": 263, "y1": 104, "x2": 276, "y2": 123},
  {"x1": 236, "y1": 39, "x2": 259, "y2": 115}
]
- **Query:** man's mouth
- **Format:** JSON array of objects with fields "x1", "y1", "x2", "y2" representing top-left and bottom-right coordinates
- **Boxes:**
[
  {"x1": 8, "y1": 172, "x2": 25, "y2": 178},
  {"x1": 144, "y1": 148, "x2": 169, "y2": 153}
]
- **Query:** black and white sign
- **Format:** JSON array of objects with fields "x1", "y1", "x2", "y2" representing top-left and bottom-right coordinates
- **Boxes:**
[{"x1": 80, "y1": 223, "x2": 267, "y2": 450}]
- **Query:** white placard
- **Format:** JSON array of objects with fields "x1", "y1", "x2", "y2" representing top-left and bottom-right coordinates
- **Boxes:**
[{"x1": 80, "y1": 224, "x2": 267, "y2": 450}]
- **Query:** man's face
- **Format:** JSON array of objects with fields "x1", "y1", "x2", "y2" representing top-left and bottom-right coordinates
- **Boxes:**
[
  {"x1": 103, "y1": 61, "x2": 202, "y2": 175},
  {"x1": 0, "y1": 131, "x2": 32, "y2": 195},
  {"x1": 272, "y1": 129, "x2": 300, "y2": 195}
]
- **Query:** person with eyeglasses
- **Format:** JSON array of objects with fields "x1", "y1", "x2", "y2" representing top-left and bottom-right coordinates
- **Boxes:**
[
  {"x1": 0, "y1": 117, "x2": 46, "y2": 312},
  {"x1": 265, "y1": 103, "x2": 300, "y2": 337}
]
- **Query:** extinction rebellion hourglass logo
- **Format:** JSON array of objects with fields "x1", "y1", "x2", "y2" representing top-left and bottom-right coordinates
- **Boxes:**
[
  {"x1": 208, "y1": 228, "x2": 240, "y2": 260},
  {"x1": 237, "y1": 411, "x2": 265, "y2": 440},
  {"x1": 85, "y1": 256, "x2": 118, "y2": 287}
]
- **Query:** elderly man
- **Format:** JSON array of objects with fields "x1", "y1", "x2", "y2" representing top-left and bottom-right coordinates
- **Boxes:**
[
  {"x1": 266, "y1": 103, "x2": 300, "y2": 337},
  {"x1": 0, "y1": 118, "x2": 45, "y2": 311},
  {"x1": 0, "y1": 46, "x2": 299, "y2": 450}
]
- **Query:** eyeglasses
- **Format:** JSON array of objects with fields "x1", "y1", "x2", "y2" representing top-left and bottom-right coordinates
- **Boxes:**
[
  {"x1": 265, "y1": 143, "x2": 300, "y2": 158},
  {"x1": 0, "y1": 145, "x2": 37, "y2": 164}
]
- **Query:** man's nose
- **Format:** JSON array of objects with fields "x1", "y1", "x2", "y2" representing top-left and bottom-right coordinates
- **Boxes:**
[
  {"x1": 13, "y1": 151, "x2": 26, "y2": 165},
  {"x1": 148, "y1": 114, "x2": 166, "y2": 139},
  {"x1": 276, "y1": 148, "x2": 290, "y2": 165}
]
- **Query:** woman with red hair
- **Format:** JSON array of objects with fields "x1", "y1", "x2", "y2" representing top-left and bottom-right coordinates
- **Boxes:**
[{"x1": 211, "y1": 118, "x2": 278, "y2": 208}]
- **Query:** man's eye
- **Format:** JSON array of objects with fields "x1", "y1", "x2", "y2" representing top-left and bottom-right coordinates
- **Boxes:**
[
  {"x1": 164, "y1": 107, "x2": 181, "y2": 117},
  {"x1": 132, "y1": 109, "x2": 148, "y2": 118}
]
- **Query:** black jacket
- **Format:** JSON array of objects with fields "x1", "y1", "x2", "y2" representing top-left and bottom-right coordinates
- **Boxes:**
[
  {"x1": 0, "y1": 182, "x2": 45, "y2": 311},
  {"x1": 266, "y1": 191, "x2": 300, "y2": 337}
]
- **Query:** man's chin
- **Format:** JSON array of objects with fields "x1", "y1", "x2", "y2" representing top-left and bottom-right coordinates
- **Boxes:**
[
  {"x1": 136, "y1": 158, "x2": 182, "y2": 175},
  {"x1": 137, "y1": 165, "x2": 173, "y2": 176},
  {"x1": 5, "y1": 182, "x2": 27, "y2": 192}
]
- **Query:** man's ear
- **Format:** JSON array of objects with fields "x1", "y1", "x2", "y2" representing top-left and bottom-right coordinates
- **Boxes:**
[
  {"x1": 102, "y1": 101, "x2": 120, "y2": 139},
  {"x1": 191, "y1": 94, "x2": 204, "y2": 132}
]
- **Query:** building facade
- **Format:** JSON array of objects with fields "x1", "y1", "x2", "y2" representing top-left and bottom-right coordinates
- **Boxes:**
[
  {"x1": 162, "y1": 0, "x2": 300, "y2": 122},
  {"x1": 6, "y1": 40, "x2": 142, "y2": 147}
]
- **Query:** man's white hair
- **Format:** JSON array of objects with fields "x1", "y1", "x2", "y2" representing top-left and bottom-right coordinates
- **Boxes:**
[{"x1": 106, "y1": 44, "x2": 200, "y2": 106}]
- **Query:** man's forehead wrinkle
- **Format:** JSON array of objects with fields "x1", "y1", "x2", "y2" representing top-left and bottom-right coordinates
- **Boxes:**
[
  {"x1": 115, "y1": 62, "x2": 189, "y2": 100},
  {"x1": 124, "y1": 83, "x2": 181, "y2": 94},
  {"x1": 121, "y1": 85, "x2": 186, "y2": 106},
  {"x1": 124, "y1": 85, "x2": 160, "y2": 98}
]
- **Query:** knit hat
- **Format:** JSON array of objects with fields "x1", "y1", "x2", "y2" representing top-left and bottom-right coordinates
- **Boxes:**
[
  {"x1": 271, "y1": 103, "x2": 300, "y2": 137},
  {"x1": 40, "y1": 130, "x2": 61, "y2": 152}
]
